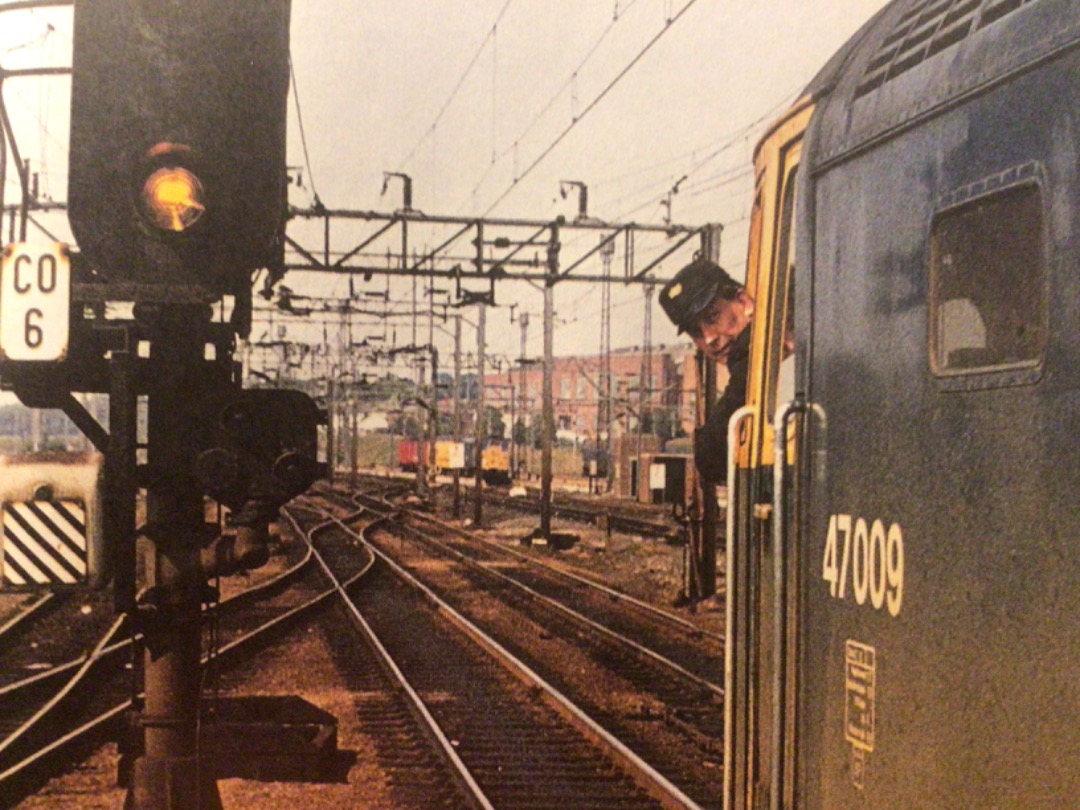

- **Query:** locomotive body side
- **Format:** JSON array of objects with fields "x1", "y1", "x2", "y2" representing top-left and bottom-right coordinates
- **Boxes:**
[
  {"x1": 481, "y1": 440, "x2": 511, "y2": 485},
  {"x1": 794, "y1": 1, "x2": 1080, "y2": 806}
]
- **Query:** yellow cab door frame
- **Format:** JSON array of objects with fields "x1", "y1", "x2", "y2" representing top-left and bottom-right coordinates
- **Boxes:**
[{"x1": 724, "y1": 95, "x2": 812, "y2": 810}]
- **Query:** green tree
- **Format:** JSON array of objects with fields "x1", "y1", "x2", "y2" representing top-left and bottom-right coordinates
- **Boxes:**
[
  {"x1": 395, "y1": 413, "x2": 422, "y2": 439},
  {"x1": 482, "y1": 405, "x2": 506, "y2": 440},
  {"x1": 651, "y1": 409, "x2": 678, "y2": 444}
]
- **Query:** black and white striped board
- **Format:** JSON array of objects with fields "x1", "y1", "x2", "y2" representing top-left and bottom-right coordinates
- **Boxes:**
[{"x1": 2, "y1": 500, "x2": 88, "y2": 587}]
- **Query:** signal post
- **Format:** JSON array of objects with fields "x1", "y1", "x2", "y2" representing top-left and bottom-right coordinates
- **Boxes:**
[
  {"x1": 48, "y1": 3, "x2": 321, "y2": 808},
  {"x1": 130, "y1": 308, "x2": 223, "y2": 809}
]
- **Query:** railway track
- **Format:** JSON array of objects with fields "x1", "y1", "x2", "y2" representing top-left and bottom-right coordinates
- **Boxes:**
[
  {"x1": 0, "y1": 505, "x2": 369, "y2": 806},
  {"x1": 349, "y1": 470, "x2": 682, "y2": 540},
  {"x1": 304, "y1": 496, "x2": 701, "y2": 809},
  {"x1": 405, "y1": 496, "x2": 720, "y2": 643},
  {"x1": 12, "y1": 480, "x2": 717, "y2": 807},
  {"x1": 319, "y1": 485, "x2": 725, "y2": 806},
  {"x1": 0, "y1": 594, "x2": 57, "y2": 648},
  {"x1": 0, "y1": 589, "x2": 119, "y2": 691},
  {"x1": 486, "y1": 488, "x2": 681, "y2": 540}
]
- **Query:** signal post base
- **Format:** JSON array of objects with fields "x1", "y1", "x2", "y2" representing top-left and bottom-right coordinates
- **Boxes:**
[{"x1": 125, "y1": 755, "x2": 222, "y2": 810}]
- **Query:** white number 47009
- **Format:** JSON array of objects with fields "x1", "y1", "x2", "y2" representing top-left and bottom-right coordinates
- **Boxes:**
[{"x1": 822, "y1": 514, "x2": 904, "y2": 617}]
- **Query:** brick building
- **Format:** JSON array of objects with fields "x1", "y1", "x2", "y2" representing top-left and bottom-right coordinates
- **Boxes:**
[{"x1": 483, "y1": 343, "x2": 708, "y2": 444}]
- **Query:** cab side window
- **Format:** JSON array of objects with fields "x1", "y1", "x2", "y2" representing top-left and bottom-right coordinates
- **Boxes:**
[
  {"x1": 930, "y1": 180, "x2": 1045, "y2": 375},
  {"x1": 769, "y1": 167, "x2": 797, "y2": 420}
]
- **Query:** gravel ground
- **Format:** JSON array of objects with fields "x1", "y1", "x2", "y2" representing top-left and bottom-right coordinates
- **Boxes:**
[
  {"x1": 0, "y1": 592, "x2": 38, "y2": 627},
  {"x1": 460, "y1": 507, "x2": 726, "y2": 639},
  {"x1": 10, "y1": 487, "x2": 725, "y2": 808}
]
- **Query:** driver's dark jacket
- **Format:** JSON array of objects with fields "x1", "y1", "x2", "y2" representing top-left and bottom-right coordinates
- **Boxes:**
[{"x1": 693, "y1": 325, "x2": 751, "y2": 485}]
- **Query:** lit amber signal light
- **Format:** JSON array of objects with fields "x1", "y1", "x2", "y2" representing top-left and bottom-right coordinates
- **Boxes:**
[{"x1": 141, "y1": 166, "x2": 206, "y2": 232}]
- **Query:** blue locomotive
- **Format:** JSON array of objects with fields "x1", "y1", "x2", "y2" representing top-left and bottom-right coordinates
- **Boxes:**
[{"x1": 722, "y1": 2, "x2": 1079, "y2": 808}]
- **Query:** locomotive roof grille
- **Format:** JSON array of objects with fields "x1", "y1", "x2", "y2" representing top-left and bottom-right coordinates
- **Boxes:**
[{"x1": 854, "y1": 0, "x2": 1038, "y2": 98}]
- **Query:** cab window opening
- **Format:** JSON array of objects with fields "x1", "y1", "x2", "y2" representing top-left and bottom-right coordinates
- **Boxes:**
[
  {"x1": 930, "y1": 181, "x2": 1045, "y2": 374},
  {"x1": 768, "y1": 165, "x2": 798, "y2": 421}
]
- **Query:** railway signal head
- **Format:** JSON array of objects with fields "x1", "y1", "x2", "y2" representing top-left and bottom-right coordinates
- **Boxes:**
[
  {"x1": 139, "y1": 144, "x2": 206, "y2": 233},
  {"x1": 68, "y1": 1, "x2": 292, "y2": 313}
]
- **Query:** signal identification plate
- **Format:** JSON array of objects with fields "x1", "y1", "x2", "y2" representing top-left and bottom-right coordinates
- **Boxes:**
[{"x1": 0, "y1": 243, "x2": 70, "y2": 362}]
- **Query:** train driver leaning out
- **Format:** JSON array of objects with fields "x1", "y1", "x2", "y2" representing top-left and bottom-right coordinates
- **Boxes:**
[{"x1": 659, "y1": 257, "x2": 755, "y2": 485}]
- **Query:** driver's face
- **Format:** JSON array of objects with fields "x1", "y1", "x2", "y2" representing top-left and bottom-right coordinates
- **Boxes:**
[{"x1": 688, "y1": 290, "x2": 753, "y2": 363}]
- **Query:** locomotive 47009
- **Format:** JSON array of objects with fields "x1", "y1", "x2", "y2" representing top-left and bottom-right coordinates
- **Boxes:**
[{"x1": 722, "y1": 1, "x2": 1079, "y2": 808}]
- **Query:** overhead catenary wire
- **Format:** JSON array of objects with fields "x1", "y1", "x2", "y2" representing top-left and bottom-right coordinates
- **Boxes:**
[
  {"x1": 491, "y1": 17, "x2": 499, "y2": 166},
  {"x1": 559, "y1": 287, "x2": 659, "y2": 330},
  {"x1": 290, "y1": 55, "x2": 321, "y2": 206},
  {"x1": 396, "y1": 0, "x2": 515, "y2": 173},
  {"x1": 543, "y1": 79, "x2": 802, "y2": 261},
  {"x1": 29, "y1": 6, "x2": 69, "y2": 42},
  {"x1": 552, "y1": 81, "x2": 802, "y2": 284},
  {"x1": 602, "y1": 163, "x2": 751, "y2": 224},
  {"x1": 670, "y1": 86, "x2": 801, "y2": 182},
  {"x1": 284, "y1": 17, "x2": 773, "y2": 361},
  {"x1": 0, "y1": 21, "x2": 53, "y2": 61},
  {"x1": 35, "y1": 21, "x2": 56, "y2": 200},
  {"x1": 554, "y1": 159, "x2": 750, "y2": 259},
  {"x1": 479, "y1": 0, "x2": 701, "y2": 216},
  {"x1": 590, "y1": 85, "x2": 798, "y2": 192},
  {"x1": 1, "y1": 19, "x2": 68, "y2": 202},
  {"x1": 592, "y1": 85, "x2": 799, "y2": 226},
  {"x1": 4, "y1": 81, "x2": 68, "y2": 159},
  {"x1": 459, "y1": 0, "x2": 646, "y2": 211}
]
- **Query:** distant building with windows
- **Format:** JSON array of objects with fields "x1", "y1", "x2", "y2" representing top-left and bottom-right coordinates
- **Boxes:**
[{"x1": 483, "y1": 343, "x2": 721, "y2": 444}]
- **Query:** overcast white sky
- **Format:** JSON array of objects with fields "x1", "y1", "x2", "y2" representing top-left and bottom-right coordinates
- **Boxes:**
[{"x1": 0, "y1": 0, "x2": 891, "y2": 383}]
